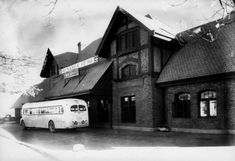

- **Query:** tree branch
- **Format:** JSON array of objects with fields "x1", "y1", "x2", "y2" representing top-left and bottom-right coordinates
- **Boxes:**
[
  {"x1": 167, "y1": 0, "x2": 188, "y2": 7},
  {"x1": 47, "y1": 0, "x2": 58, "y2": 16}
]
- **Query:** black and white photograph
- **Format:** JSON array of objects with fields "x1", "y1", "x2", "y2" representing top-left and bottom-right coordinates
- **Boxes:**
[{"x1": 0, "y1": 0, "x2": 235, "y2": 161}]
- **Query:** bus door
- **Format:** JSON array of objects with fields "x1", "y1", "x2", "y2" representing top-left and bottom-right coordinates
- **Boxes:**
[{"x1": 24, "y1": 108, "x2": 34, "y2": 127}]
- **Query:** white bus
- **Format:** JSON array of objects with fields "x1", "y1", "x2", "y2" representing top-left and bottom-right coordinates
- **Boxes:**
[{"x1": 20, "y1": 98, "x2": 89, "y2": 132}]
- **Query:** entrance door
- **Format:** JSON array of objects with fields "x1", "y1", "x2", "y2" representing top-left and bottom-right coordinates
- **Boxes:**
[{"x1": 98, "y1": 99, "x2": 109, "y2": 123}]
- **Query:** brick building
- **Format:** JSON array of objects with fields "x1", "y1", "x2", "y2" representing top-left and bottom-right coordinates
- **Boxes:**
[
  {"x1": 13, "y1": 39, "x2": 113, "y2": 128},
  {"x1": 12, "y1": 7, "x2": 235, "y2": 134},
  {"x1": 157, "y1": 15, "x2": 235, "y2": 134}
]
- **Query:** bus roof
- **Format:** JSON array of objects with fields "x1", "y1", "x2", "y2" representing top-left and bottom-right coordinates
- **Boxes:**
[{"x1": 22, "y1": 98, "x2": 86, "y2": 109}]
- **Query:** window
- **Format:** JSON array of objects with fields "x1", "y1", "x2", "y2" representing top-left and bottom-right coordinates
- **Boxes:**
[
  {"x1": 172, "y1": 93, "x2": 191, "y2": 118},
  {"x1": 24, "y1": 106, "x2": 63, "y2": 115},
  {"x1": 121, "y1": 96, "x2": 136, "y2": 123},
  {"x1": 79, "y1": 105, "x2": 86, "y2": 111},
  {"x1": 71, "y1": 105, "x2": 86, "y2": 112},
  {"x1": 121, "y1": 64, "x2": 136, "y2": 79},
  {"x1": 199, "y1": 91, "x2": 217, "y2": 117},
  {"x1": 23, "y1": 109, "x2": 29, "y2": 115},
  {"x1": 71, "y1": 105, "x2": 78, "y2": 112},
  {"x1": 117, "y1": 29, "x2": 139, "y2": 53}
]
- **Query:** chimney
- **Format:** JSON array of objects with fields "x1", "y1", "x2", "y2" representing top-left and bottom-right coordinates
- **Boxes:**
[{"x1": 77, "y1": 42, "x2": 81, "y2": 53}]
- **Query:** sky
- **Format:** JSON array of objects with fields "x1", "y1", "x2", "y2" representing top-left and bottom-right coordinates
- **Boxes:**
[{"x1": 0, "y1": 0, "x2": 227, "y2": 116}]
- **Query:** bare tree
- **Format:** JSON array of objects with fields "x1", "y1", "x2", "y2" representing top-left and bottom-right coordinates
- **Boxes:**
[
  {"x1": 172, "y1": 0, "x2": 235, "y2": 44},
  {"x1": 0, "y1": 50, "x2": 42, "y2": 96}
]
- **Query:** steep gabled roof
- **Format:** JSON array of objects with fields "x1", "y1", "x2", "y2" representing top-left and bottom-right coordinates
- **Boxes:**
[
  {"x1": 97, "y1": 6, "x2": 176, "y2": 57},
  {"x1": 123, "y1": 8, "x2": 176, "y2": 40},
  {"x1": 40, "y1": 38, "x2": 102, "y2": 78},
  {"x1": 157, "y1": 16, "x2": 235, "y2": 84},
  {"x1": 13, "y1": 38, "x2": 105, "y2": 107},
  {"x1": 54, "y1": 52, "x2": 78, "y2": 68},
  {"x1": 45, "y1": 60, "x2": 112, "y2": 99},
  {"x1": 76, "y1": 38, "x2": 102, "y2": 62}
]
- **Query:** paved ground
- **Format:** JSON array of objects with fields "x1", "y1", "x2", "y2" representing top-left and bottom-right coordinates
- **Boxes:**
[{"x1": 1, "y1": 122, "x2": 235, "y2": 150}]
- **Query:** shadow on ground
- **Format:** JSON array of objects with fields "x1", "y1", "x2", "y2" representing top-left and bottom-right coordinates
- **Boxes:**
[{"x1": 1, "y1": 122, "x2": 235, "y2": 150}]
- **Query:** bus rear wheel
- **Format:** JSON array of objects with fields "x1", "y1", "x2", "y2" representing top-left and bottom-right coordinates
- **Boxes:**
[{"x1": 48, "y1": 120, "x2": 56, "y2": 133}]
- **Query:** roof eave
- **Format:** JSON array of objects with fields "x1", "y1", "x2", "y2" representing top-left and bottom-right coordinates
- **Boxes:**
[{"x1": 157, "y1": 72, "x2": 235, "y2": 87}]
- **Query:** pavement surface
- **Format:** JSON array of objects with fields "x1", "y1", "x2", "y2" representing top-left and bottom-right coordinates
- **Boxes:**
[{"x1": 1, "y1": 122, "x2": 235, "y2": 151}]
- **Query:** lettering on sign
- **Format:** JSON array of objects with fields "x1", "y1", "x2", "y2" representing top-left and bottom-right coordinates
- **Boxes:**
[
  {"x1": 60, "y1": 56, "x2": 99, "y2": 74},
  {"x1": 63, "y1": 69, "x2": 79, "y2": 79}
]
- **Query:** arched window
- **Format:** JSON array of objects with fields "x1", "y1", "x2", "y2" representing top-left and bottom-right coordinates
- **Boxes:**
[
  {"x1": 199, "y1": 90, "x2": 217, "y2": 117},
  {"x1": 172, "y1": 92, "x2": 191, "y2": 118},
  {"x1": 121, "y1": 64, "x2": 136, "y2": 79}
]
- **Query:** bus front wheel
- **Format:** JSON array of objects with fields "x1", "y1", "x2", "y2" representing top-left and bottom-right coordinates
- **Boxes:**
[
  {"x1": 21, "y1": 120, "x2": 27, "y2": 130},
  {"x1": 48, "y1": 120, "x2": 56, "y2": 133}
]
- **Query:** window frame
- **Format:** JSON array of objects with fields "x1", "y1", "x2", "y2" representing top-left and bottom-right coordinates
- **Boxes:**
[
  {"x1": 121, "y1": 95, "x2": 136, "y2": 123},
  {"x1": 198, "y1": 90, "x2": 217, "y2": 118},
  {"x1": 121, "y1": 64, "x2": 137, "y2": 80},
  {"x1": 172, "y1": 92, "x2": 191, "y2": 118},
  {"x1": 116, "y1": 28, "x2": 139, "y2": 54}
]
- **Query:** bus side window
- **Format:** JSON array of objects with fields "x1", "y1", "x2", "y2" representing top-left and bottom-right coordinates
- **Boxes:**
[
  {"x1": 31, "y1": 109, "x2": 35, "y2": 115},
  {"x1": 29, "y1": 109, "x2": 32, "y2": 115},
  {"x1": 79, "y1": 105, "x2": 86, "y2": 111},
  {"x1": 55, "y1": 106, "x2": 61, "y2": 114},
  {"x1": 59, "y1": 106, "x2": 64, "y2": 113},
  {"x1": 41, "y1": 108, "x2": 45, "y2": 114},
  {"x1": 36, "y1": 109, "x2": 40, "y2": 115},
  {"x1": 45, "y1": 107, "x2": 49, "y2": 114},
  {"x1": 24, "y1": 109, "x2": 28, "y2": 115}
]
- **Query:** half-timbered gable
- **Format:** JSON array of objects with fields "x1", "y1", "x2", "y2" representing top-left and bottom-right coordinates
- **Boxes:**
[{"x1": 96, "y1": 7, "x2": 178, "y2": 130}]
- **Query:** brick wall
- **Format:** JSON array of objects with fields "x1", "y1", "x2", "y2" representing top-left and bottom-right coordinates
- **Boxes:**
[
  {"x1": 110, "y1": 20, "x2": 165, "y2": 130},
  {"x1": 224, "y1": 79, "x2": 235, "y2": 130},
  {"x1": 112, "y1": 76, "x2": 163, "y2": 129},
  {"x1": 140, "y1": 49, "x2": 149, "y2": 73},
  {"x1": 164, "y1": 80, "x2": 235, "y2": 130},
  {"x1": 140, "y1": 29, "x2": 148, "y2": 45}
]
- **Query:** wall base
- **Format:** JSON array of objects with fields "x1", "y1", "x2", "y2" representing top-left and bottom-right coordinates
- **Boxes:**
[
  {"x1": 113, "y1": 126, "x2": 235, "y2": 134},
  {"x1": 113, "y1": 125, "x2": 157, "y2": 132},
  {"x1": 171, "y1": 128, "x2": 235, "y2": 134}
]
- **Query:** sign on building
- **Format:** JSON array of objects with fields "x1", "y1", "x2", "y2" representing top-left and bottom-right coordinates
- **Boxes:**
[
  {"x1": 60, "y1": 56, "x2": 99, "y2": 79},
  {"x1": 63, "y1": 69, "x2": 79, "y2": 79}
]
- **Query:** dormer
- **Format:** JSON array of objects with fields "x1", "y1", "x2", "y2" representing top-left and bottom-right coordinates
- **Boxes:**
[
  {"x1": 40, "y1": 49, "x2": 78, "y2": 78},
  {"x1": 40, "y1": 49, "x2": 59, "y2": 78}
]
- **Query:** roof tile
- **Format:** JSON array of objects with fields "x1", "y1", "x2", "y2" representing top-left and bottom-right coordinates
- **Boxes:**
[{"x1": 157, "y1": 18, "x2": 235, "y2": 84}]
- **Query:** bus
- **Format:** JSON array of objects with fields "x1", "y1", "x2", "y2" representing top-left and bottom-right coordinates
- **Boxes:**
[{"x1": 20, "y1": 98, "x2": 89, "y2": 132}]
